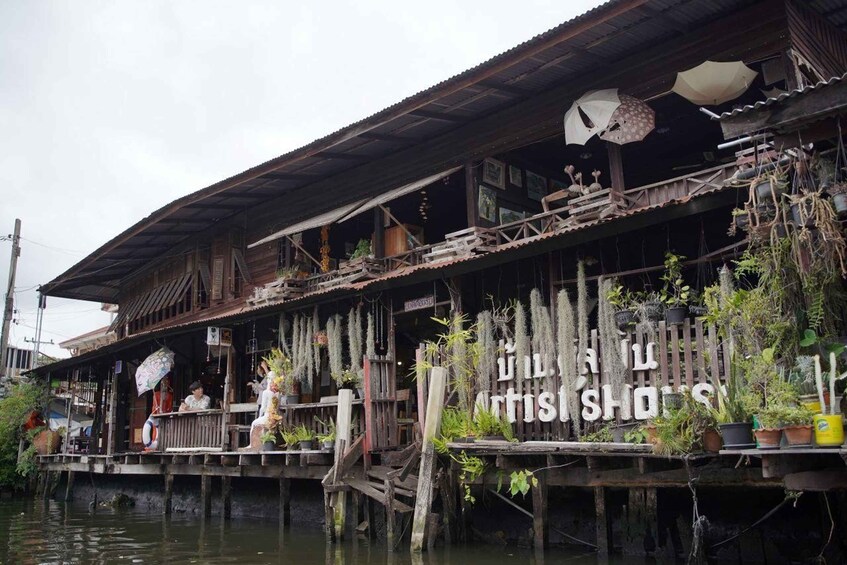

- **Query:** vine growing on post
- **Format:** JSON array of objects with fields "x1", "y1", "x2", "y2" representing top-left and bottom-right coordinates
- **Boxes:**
[
  {"x1": 530, "y1": 288, "x2": 556, "y2": 387},
  {"x1": 576, "y1": 260, "x2": 590, "y2": 383},
  {"x1": 557, "y1": 288, "x2": 580, "y2": 438}
]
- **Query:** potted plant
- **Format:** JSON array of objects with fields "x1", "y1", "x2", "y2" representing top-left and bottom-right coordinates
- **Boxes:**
[
  {"x1": 789, "y1": 193, "x2": 816, "y2": 228},
  {"x1": 316, "y1": 418, "x2": 337, "y2": 450},
  {"x1": 607, "y1": 283, "x2": 636, "y2": 330},
  {"x1": 753, "y1": 171, "x2": 788, "y2": 202},
  {"x1": 280, "y1": 428, "x2": 298, "y2": 451},
  {"x1": 827, "y1": 184, "x2": 847, "y2": 217},
  {"x1": 441, "y1": 407, "x2": 476, "y2": 443},
  {"x1": 640, "y1": 291, "x2": 665, "y2": 324},
  {"x1": 611, "y1": 421, "x2": 640, "y2": 443},
  {"x1": 348, "y1": 239, "x2": 372, "y2": 262},
  {"x1": 660, "y1": 252, "x2": 690, "y2": 325},
  {"x1": 731, "y1": 208, "x2": 750, "y2": 231},
  {"x1": 335, "y1": 369, "x2": 361, "y2": 392},
  {"x1": 294, "y1": 424, "x2": 316, "y2": 450},
  {"x1": 472, "y1": 407, "x2": 513, "y2": 441},
  {"x1": 711, "y1": 367, "x2": 754, "y2": 449},
  {"x1": 260, "y1": 430, "x2": 277, "y2": 452},
  {"x1": 754, "y1": 404, "x2": 788, "y2": 449},
  {"x1": 781, "y1": 405, "x2": 814, "y2": 447}
]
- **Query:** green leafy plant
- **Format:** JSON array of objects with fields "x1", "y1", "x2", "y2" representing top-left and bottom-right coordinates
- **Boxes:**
[
  {"x1": 623, "y1": 426, "x2": 648, "y2": 444},
  {"x1": 259, "y1": 430, "x2": 277, "y2": 444},
  {"x1": 454, "y1": 451, "x2": 486, "y2": 504},
  {"x1": 293, "y1": 424, "x2": 315, "y2": 442},
  {"x1": 660, "y1": 252, "x2": 690, "y2": 307},
  {"x1": 582, "y1": 425, "x2": 613, "y2": 443},
  {"x1": 472, "y1": 406, "x2": 514, "y2": 440},
  {"x1": 606, "y1": 283, "x2": 635, "y2": 310},
  {"x1": 781, "y1": 405, "x2": 814, "y2": 426},
  {"x1": 348, "y1": 238, "x2": 372, "y2": 260},
  {"x1": 0, "y1": 382, "x2": 46, "y2": 487},
  {"x1": 508, "y1": 469, "x2": 538, "y2": 497},
  {"x1": 279, "y1": 428, "x2": 298, "y2": 447},
  {"x1": 334, "y1": 368, "x2": 361, "y2": 390},
  {"x1": 315, "y1": 417, "x2": 337, "y2": 443}
]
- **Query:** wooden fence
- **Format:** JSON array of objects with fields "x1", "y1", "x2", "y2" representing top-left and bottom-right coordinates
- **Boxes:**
[
  {"x1": 363, "y1": 358, "x2": 399, "y2": 451},
  {"x1": 279, "y1": 400, "x2": 365, "y2": 440},
  {"x1": 416, "y1": 317, "x2": 730, "y2": 441},
  {"x1": 157, "y1": 410, "x2": 226, "y2": 451}
]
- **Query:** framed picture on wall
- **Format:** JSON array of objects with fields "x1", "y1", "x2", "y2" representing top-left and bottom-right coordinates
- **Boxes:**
[
  {"x1": 482, "y1": 158, "x2": 506, "y2": 189},
  {"x1": 478, "y1": 185, "x2": 497, "y2": 222},
  {"x1": 526, "y1": 170, "x2": 547, "y2": 201},
  {"x1": 509, "y1": 165, "x2": 522, "y2": 187},
  {"x1": 499, "y1": 207, "x2": 524, "y2": 225},
  {"x1": 550, "y1": 179, "x2": 569, "y2": 192}
]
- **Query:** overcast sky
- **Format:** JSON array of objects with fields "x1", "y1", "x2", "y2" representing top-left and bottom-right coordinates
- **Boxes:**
[{"x1": 0, "y1": 0, "x2": 603, "y2": 359}]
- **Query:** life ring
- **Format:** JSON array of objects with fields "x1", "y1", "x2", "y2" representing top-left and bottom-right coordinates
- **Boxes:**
[{"x1": 142, "y1": 417, "x2": 159, "y2": 449}]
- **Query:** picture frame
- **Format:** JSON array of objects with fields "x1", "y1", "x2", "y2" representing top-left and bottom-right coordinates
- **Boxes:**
[
  {"x1": 499, "y1": 206, "x2": 524, "y2": 225},
  {"x1": 526, "y1": 170, "x2": 547, "y2": 202},
  {"x1": 550, "y1": 179, "x2": 569, "y2": 192},
  {"x1": 509, "y1": 165, "x2": 522, "y2": 187},
  {"x1": 478, "y1": 185, "x2": 497, "y2": 223},
  {"x1": 482, "y1": 158, "x2": 506, "y2": 189}
]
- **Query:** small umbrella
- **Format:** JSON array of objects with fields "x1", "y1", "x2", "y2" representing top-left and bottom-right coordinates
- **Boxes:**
[
  {"x1": 598, "y1": 95, "x2": 655, "y2": 145},
  {"x1": 672, "y1": 60, "x2": 757, "y2": 106},
  {"x1": 135, "y1": 347, "x2": 174, "y2": 397},
  {"x1": 563, "y1": 89, "x2": 621, "y2": 145}
]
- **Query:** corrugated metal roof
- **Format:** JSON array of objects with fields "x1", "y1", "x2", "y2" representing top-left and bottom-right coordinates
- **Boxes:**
[
  {"x1": 42, "y1": 0, "x2": 818, "y2": 303},
  {"x1": 717, "y1": 72, "x2": 847, "y2": 119}
]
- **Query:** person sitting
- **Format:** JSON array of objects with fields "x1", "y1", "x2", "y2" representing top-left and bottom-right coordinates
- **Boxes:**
[{"x1": 179, "y1": 381, "x2": 211, "y2": 412}]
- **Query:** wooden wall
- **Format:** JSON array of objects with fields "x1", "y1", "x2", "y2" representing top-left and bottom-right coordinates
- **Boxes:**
[{"x1": 787, "y1": 0, "x2": 847, "y2": 81}]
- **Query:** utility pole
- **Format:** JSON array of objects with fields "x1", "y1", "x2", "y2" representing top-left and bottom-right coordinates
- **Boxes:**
[
  {"x1": 31, "y1": 291, "x2": 47, "y2": 368},
  {"x1": 0, "y1": 219, "x2": 21, "y2": 380}
]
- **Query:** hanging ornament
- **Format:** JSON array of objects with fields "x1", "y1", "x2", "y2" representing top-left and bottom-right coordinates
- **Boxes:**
[
  {"x1": 419, "y1": 189, "x2": 430, "y2": 223},
  {"x1": 320, "y1": 225, "x2": 331, "y2": 273}
]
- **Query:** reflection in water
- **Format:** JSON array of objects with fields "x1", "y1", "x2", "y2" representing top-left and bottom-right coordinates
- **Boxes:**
[{"x1": 0, "y1": 499, "x2": 610, "y2": 564}]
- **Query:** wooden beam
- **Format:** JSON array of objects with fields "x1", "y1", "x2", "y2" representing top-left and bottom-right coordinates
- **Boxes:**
[
  {"x1": 373, "y1": 207, "x2": 385, "y2": 259},
  {"x1": 221, "y1": 476, "x2": 232, "y2": 519},
  {"x1": 607, "y1": 143, "x2": 625, "y2": 205},
  {"x1": 280, "y1": 477, "x2": 291, "y2": 526},
  {"x1": 263, "y1": 172, "x2": 323, "y2": 181},
  {"x1": 164, "y1": 473, "x2": 174, "y2": 515},
  {"x1": 411, "y1": 367, "x2": 447, "y2": 552},
  {"x1": 532, "y1": 472, "x2": 548, "y2": 551},
  {"x1": 594, "y1": 486, "x2": 611, "y2": 555},
  {"x1": 332, "y1": 389, "x2": 354, "y2": 541},
  {"x1": 358, "y1": 131, "x2": 415, "y2": 143},
  {"x1": 465, "y1": 162, "x2": 477, "y2": 228},
  {"x1": 201, "y1": 474, "x2": 212, "y2": 517},
  {"x1": 318, "y1": 152, "x2": 371, "y2": 161}
]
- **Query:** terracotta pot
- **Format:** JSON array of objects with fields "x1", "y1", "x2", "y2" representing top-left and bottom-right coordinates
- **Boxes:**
[
  {"x1": 703, "y1": 428, "x2": 723, "y2": 453},
  {"x1": 753, "y1": 428, "x2": 782, "y2": 449},
  {"x1": 645, "y1": 425, "x2": 658, "y2": 444},
  {"x1": 33, "y1": 430, "x2": 62, "y2": 455},
  {"x1": 783, "y1": 425, "x2": 813, "y2": 447}
]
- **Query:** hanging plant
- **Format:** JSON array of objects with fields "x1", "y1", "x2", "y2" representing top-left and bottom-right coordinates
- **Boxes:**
[
  {"x1": 327, "y1": 314, "x2": 344, "y2": 382},
  {"x1": 576, "y1": 260, "x2": 590, "y2": 382},
  {"x1": 530, "y1": 289, "x2": 556, "y2": 386},
  {"x1": 366, "y1": 311, "x2": 376, "y2": 359},
  {"x1": 557, "y1": 289, "x2": 580, "y2": 438},
  {"x1": 291, "y1": 314, "x2": 302, "y2": 376},
  {"x1": 311, "y1": 307, "x2": 322, "y2": 381},
  {"x1": 303, "y1": 314, "x2": 314, "y2": 392},
  {"x1": 320, "y1": 225, "x2": 331, "y2": 273},
  {"x1": 348, "y1": 307, "x2": 363, "y2": 378},
  {"x1": 475, "y1": 311, "x2": 495, "y2": 394},
  {"x1": 599, "y1": 278, "x2": 627, "y2": 400},
  {"x1": 514, "y1": 301, "x2": 529, "y2": 384}
]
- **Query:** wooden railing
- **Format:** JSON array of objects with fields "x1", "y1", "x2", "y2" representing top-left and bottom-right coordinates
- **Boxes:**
[
  {"x1": 156, "y1": 410, "x2": 226, "y2": 452},
  {"x1": 279, "y1": 400, "x2": 365, "y2": 439}
]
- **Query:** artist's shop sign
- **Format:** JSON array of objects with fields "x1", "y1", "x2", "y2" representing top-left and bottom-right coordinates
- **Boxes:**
[
  {"x1": 404, "y1": 295, "x2": 435, "y2": 312},
  {"x1": 476, "y1": 339, "x2": 716, "y2": 423}
]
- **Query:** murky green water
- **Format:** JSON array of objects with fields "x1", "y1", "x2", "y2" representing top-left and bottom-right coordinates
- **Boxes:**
[{"x1": 0, "y1": 499, "x2": 633, "y2": 564}]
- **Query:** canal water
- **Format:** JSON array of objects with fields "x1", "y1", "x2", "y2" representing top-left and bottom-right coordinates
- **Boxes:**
[{"x1": 0, "y1": 498, "x2": 641, "y2": 565}]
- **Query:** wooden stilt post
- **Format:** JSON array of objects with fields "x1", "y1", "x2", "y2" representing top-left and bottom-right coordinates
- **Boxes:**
[
  {"x1": 594, "y1": 486, "x2": 611, "y2": 556},
  {"x1": 349, "y1": 489, "x2": 360, "y2": 538},
  {"x1": 364, "y1": 495, "x2": 376, "y2": 540},
  {"x1": 411, "y1": 367, "x2": 447, "y2": 552},
  {"x1": 333, "y1": 389, "x2": 354, "y2": 541},
  {"x1": 221, "y1": 476, "x2": 232, "y2": 519},
  {"x1": 279, "y1": 477, "x2": 291, "y2": 527},
  {"x1": 385, "y1": 478, "x2": 396, "y2": 551},
  {"x1": 324, "y1": 491, "x2": 335, "y2": 542},
  {"x1": 106, "y1": 366, "x2": 119, "y2": 457},
  {"x1": 64, "y1": 471, "x2": 75, "y2": 502},
  {"x1": 532, "y1": 472, "x2": 548, "y2": 551},
  {"x1": 201, "y1": 474, "x2": 212, "y2": 517},
  {"x1": 164, "y1": 474, "x2": 174, "y2": 515}
]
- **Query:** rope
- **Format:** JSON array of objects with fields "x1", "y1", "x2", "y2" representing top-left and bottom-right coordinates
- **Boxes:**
[
  {"x1": 685, "y1": 457, "x2": 710, "y2": 565},
  {"x1": 709, "y1": 492, "x2": 800, "y2": 550}
]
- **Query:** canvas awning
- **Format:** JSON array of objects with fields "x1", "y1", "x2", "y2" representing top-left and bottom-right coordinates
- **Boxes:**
[{"x1": 247, "y1": 167, "x2": 460, "y2": 249}]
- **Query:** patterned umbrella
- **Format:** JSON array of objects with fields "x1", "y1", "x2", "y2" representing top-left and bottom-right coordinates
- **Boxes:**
[
  {"x1": 563, "y1": 89, "x2": 621, "y2": 145},
  {"x1": 135, "y1": 347, "x2": 174, "y2": 396},
  {"x1": 598, "y1": 95, "x2": 655, "y2": 145}
]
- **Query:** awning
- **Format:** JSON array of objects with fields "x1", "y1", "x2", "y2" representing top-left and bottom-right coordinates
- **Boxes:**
[
  {"x1": 247, "y1": 167, "x2": 461, "y2": 249},
  {"x1": 247, "y1": 199, "x2": 367, "y2": 249}
]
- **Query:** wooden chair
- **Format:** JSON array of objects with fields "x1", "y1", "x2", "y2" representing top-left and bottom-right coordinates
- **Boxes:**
[
  {"x1": 396, "y1": 389, "x2": 416, "y2": 445},
  {"x1": 227, "y1": 402, "x2": 259, "y2": 449}
]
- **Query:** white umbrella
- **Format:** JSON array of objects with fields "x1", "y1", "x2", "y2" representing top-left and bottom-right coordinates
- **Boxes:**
[
  {"x1": 563, "y1": 89, "x2": 621, "y2": 145},
  {"x1": 672, "y1": 60, "x2": 757, "y2": 106},
  {"x1": 598, "y1": 95, "x2": 655, "y2": 145}
]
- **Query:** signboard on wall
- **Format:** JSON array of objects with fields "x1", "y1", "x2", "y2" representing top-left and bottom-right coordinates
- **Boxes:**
[{"x1": 404, "y1": 295, "x2": 435, "y2": 312}]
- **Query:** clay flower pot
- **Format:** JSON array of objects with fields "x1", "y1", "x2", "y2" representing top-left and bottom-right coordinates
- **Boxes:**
[
  {"x1": 703, "y1": 428, "x2": 723, "y2": 453},
  {"x1": 782, "y1": 425, "x2": 813, "y2": 447},
  {"x1": 753, "y1": 428, "x2": 782, "y2": 449}
]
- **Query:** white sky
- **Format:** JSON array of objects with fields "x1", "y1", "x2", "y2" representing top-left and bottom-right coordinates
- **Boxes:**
[{"x1": 0, "y1": 0, "x2": 604, "y2": 359}]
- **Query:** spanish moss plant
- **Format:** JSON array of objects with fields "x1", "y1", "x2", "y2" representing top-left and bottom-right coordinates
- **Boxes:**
[
  {"x1": 327, "y1": 314, "x2": 344, "y2": 382},
  {"x1": 556, "y1": 288, "x2": 580, "y2": 438},
  {"x1": 366, "y1": 311, "x2": 376, "y2": 359},
  {"x1": 599, "y1": 278, "x2": 627, "y2": 400},
  {"x1": 576, "y1": 260, "x2": 590, "y2": 382},
  {"x1": 348, "y1": 307, "x2": 363, "y2": 378},
  {"x1": 475, "y1": 310, "x2": 495, "y2": 393},
  {"x1": 530, "y1": 289, "x2": 556, "y2": 386},
  {"x1": 514, "y1": 301, "x2": 529, "y2": 386},
  {"x1": 312, "y1": 307, "x2": 321, "y2": 380}
]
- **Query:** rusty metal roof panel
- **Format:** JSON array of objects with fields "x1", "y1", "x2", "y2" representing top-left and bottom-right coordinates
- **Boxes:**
[{"x1": 717, "y1": 73, "x2": 847, "y2": 119}]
